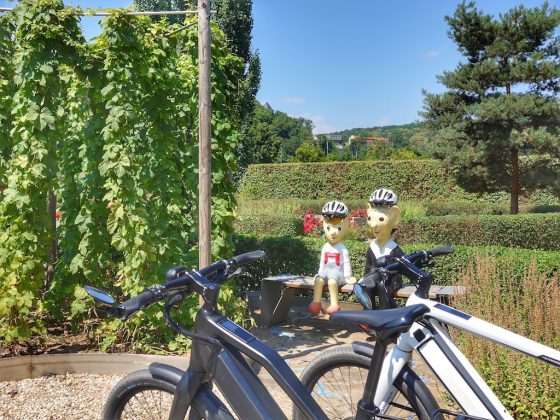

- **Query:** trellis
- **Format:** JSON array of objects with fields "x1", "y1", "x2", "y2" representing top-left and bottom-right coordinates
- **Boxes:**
[{"x1": 0, "y1": 1, "x2": 214, "y2": 269}]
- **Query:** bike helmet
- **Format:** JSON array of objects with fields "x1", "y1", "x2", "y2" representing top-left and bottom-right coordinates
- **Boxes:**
[
  {"x1": 321, "y1": 200, "x2": 349, "y2": 217},
  {"x1": 369, "y1": 188, "x2": 398, "y2": 206}
]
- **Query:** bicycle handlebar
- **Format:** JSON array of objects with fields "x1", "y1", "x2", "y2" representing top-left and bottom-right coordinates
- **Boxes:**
[
  {"x1": 87, "y1": 250, "x2": 267, "y2": 320},
  {"x1": 380, "y1": 245, "x2": 454, "y2": 298}
]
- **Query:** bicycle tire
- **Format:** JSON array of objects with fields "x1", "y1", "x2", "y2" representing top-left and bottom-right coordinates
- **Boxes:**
[
  {"x1": 294, "y1": 346, "x2": 442, "y2": 420},
  {"x1": 103, "y1": 369, "x2": 232, "y2": 420}
]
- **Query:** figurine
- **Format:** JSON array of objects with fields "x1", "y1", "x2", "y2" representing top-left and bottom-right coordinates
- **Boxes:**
[
  {"x1": 363, "y1": 188, "x2": 404, "y2": 309},
  {"x1": 308, "y1": 201, "x2": 356, "y2": 315}
]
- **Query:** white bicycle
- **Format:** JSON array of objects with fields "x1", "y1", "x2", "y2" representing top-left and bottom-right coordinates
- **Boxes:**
[{"x1": 295, "y1": 246, "x2": 560, "y2": 419}]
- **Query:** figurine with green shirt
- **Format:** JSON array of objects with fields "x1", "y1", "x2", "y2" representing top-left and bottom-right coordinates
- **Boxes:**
[{"x1": 361, "y1": 188, "x2": 404, "y2": 309}]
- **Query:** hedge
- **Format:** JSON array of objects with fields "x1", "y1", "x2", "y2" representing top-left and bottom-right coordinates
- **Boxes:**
[
  {"x1": 234, "y1": 212, "x2": 560, "y2": 251},
  {"x1": 234, "y1": 213, "x2": 303, "y2": 237},
  {"x1": 233, "y1": 235, "x2": 560, "y2": 292},
  {"x1": 396, "y1": 213, "x2": 560, "y2": 251},
  {"x1": 425, "y1": 201, "x2": 560, "y2": 216},
  {"x1": 239, "y1": 160, "x2": 559, "y2": 204}
]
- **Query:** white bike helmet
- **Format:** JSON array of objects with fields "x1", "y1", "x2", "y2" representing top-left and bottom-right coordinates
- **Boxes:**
[
  {"x1": 369, "y1": 188, "x2": 398, "y2": 206},
  {"x1": 321, "y1": 200, "x2": 349, "y2": 217}
]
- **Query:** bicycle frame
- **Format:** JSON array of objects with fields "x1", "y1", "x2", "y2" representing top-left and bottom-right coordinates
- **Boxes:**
[
  {"x1": 165, "y1": 304, "x2": 328, "y2": 420},
  {"x1": 372, "y1": 293, "x2": 560, "y2": 419}
]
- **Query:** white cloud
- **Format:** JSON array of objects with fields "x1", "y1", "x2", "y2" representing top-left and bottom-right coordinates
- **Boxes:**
[
  {"x1": 375, "y1": 116, "x2": 391, "y2": 127},
  {"x1": 283, "y1": 96, "x2": 305, "y2": 105},
  {"x1": 299, "y1": 113, "x2": 336, "y2": 135},
  {"x1": 423, "y1": 50, "x2": 440, "y2": 59}
]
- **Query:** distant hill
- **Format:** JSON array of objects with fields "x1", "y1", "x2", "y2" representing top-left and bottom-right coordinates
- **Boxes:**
[{"x1": 328, "y1": 122, "x2": 428, "y2": 148}]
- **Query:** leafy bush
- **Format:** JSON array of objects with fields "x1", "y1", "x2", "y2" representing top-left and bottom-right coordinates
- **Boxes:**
[
  {"x1": 396, "y1": 213, "x2": 560, "y2": 251},
  {"x1": 452, "y1": 258, "x2": 560, "y2": 417},
  {"x1": 233, "y1": 235, "x2": 560, "y2": 292},
  {"x1": 239, "y1": 160, "x2": 560, "y2": 204},
  {"x1": 0, "y1": 2, "x2": 243, "y2": 350},
  {"x1": 236, "y1": 202, "x2": 560, "y2": 251},
  {"x1": 426, "y1": 201, "x2": 560, "y2": 216},
  {"x1": 234, "y1": 213, "x2": 303, "y2": 237}
]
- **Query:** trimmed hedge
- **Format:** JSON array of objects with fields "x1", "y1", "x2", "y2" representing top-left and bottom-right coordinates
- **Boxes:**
[
  {"x1": 240, "y1": 160, "x2": 463, "y2": 200},
  {"x1": 239, "y1": 160, "x2": 560, "y2": 204},
  {"x1": 396, "y1": 213, "x2": 560, "y2": 251},
  {"x1": 234, "y1": 211, "x2": 560, "y2": 251},
  {"x1": 425, "y1": 201, "x2": 560, "y2": 216},
  {"x1": 234, "y1": 213, "x2": 303, "y2": 237},
  {"x1": 233, "y1": 235, "x2": 560, "y2": 292}
]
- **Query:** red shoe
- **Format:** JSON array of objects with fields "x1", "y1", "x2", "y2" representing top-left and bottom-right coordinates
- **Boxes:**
[
  {"x1": 308, "y1": 301, "x2": 322, "y2": 314},
  {"x1": 326, "y1": 305, "x2": 340, "y2": 315}
]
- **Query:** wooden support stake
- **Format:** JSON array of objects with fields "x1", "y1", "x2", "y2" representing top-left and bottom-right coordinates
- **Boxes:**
[
  {"x1": 46, "y1": 190, "x2": 57, "y2": 294},
  {"x1": 198, "y1": 0, "x2": 212, "y2": 269}
]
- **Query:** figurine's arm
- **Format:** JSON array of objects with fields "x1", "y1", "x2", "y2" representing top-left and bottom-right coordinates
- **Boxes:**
[
  {"x1": 342, "y1": 248, "x2": 352, "y2": 279},
  {"x1": 343, "y1": 248, "x2": 356, "y2": 284},
  {"x1": 318, "y1": 246, "x2": 326, "y2": 272},
  {"x1": 364, "y1": 247, "x2": 374, "y2": 276}
]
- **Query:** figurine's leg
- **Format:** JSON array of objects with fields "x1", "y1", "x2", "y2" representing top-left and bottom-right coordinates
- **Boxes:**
[
  {"x1": 308, "y1": 275, "x2": 324, "y2": 314},
  {"x1": 326, "y1": 279, "x2": 341, "y2": 315}
]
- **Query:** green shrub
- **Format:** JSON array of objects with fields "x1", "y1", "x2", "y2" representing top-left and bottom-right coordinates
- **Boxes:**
[
  {"x1": 452, "y1": 258, "x2": 560, "y2": 417},
  {"x1": 396, "y1": 213, "x2": 560, "y2": 251},
  {"x1": 239, "y1": 160, "x2": 559, "y2": 204},
  {"x1": 234, "y1": 213, "x2": 303, "y2": 236},
  {"x1": 426, "y1": 201, "x2": 560, "y2": 216},
  {"x1": 233, "y1": 235, "x2": 560, "y2": 292}
]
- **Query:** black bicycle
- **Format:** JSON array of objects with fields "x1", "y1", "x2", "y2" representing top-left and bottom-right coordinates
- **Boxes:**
[{"x1": 86, "y1": 250, "x2": 430, "y2": 419}]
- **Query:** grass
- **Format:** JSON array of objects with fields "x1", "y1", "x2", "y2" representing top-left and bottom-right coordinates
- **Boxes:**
[
  {"x1": 236, "y1": 198, "x2": 560, "y2": 219},
  {"x1": 451, "y1": 257, "x2": 560, "y2": 418}
]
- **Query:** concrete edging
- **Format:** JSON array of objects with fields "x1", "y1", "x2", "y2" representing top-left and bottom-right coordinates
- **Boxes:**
[{"x1": 0, "y1": 353, "x2": 189, "y2": 382}]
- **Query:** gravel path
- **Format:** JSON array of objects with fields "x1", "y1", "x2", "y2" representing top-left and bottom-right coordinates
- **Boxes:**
[
  {"x1": 0, "y1": 318, "x2": 452, "y2": 419},
  {"x1": 0, "y1": 373, "x2": 122, "y2": 420}
]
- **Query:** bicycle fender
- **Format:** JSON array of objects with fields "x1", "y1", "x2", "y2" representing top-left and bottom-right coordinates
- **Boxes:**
[
  {"x1": 148, "y1": 363, "x2": 234, "y2": 420},
  {"x1": 148, "y1": 362, "x2": 184, "y2": 384},
  {"x1": 352, "y1": 341, "x2": 374, "y2": 358}
]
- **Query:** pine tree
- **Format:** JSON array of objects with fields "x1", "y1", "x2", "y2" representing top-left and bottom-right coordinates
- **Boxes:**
[{"x1": 423, "y1": 2, "x2": 560, "y2": 214}]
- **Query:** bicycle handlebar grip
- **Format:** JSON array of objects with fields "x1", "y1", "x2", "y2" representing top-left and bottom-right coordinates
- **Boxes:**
[
  {"x1": 429, "y1": 245, "x2": 454, "y2": 257},
  {"x1": 119, "y1": 287, "x2": 163, "y2": 319},
  {"x1": 229, "y1": 250, "x2": 266, "y2": 269}
]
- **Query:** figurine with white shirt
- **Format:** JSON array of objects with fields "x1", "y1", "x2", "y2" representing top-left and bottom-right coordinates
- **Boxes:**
[
  {"x1": 362, "y1": 188, "x2": 404, "y2": 309},
  {"x1": 307, "y1": 201, "x2": 356, "y2": 315}
]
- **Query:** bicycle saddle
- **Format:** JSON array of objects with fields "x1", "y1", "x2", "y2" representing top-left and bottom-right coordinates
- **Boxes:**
[{"x1": 330, "y1": 304, "x2": 429, "y2": 343}]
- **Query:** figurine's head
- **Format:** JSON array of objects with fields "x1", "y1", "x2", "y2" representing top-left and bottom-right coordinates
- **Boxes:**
[
  {"x1": 366, "y1": 188, "x2": 400, "y2": 245},
  {"x1": 321, "y1": 201, "x2": 350, "y2": 244}
]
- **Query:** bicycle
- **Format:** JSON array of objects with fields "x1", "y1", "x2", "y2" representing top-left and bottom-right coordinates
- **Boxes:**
[
  {"x1": 86, "y1": 250, "x2": 431, "y2": 420},
  {"x1": 294, "y1": 246, "x2": 560, "y2": 419}
]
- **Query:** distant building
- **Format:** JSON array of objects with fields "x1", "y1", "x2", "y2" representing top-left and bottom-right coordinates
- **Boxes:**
[
  {"x1": 364, "y1": 136, "x2": 389, "y2": 145},
  {"x1": 263, "y1": 102, "x2": 273, "y2": 111}
]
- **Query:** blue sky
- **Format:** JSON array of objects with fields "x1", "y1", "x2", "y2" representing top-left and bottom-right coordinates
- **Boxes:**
[{"x1": 2, "y1": 0, "x2": 558, "y2": 133}]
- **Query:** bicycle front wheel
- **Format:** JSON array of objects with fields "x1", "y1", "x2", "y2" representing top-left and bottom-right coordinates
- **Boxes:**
[
  {"x1": 103, "y1": 369, "x2": 231, "y2": 420},
  {"x1": 294, "y1": 346, "x2": 442, "y2": 420}
]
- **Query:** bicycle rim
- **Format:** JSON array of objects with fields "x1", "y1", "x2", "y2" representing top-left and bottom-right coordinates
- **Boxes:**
[
  {"x1": 307, "y1": 362, "x2": 421, "y2": 419},
  {"x1": 116, "y1": 386, "x2": 179, "y2": 419}
]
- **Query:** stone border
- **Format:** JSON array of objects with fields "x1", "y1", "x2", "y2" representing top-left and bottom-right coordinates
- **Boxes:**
[{"x1": 0, "y1": 353, "x2": 189, "y2": 382}]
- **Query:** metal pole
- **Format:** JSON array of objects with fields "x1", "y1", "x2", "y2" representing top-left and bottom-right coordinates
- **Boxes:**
[
  {"x1": 0, "y1": 7, "x2": 199, "y2": 15},
  {"x1": 198, "y1": 0, "x2": 212, "y2": 269}
]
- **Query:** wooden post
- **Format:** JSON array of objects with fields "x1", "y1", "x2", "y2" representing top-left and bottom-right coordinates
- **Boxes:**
[
  {"x1": 198, "y1": 0, "x2": 212, "y2": 269},
  {"x1": 46, "y1": 190, "x2": 57, "y2": 293}
]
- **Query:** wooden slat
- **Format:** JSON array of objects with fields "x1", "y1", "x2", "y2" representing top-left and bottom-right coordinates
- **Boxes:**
[{"x1": 263, "y1": 276, "x2": 464, "y2": 298}]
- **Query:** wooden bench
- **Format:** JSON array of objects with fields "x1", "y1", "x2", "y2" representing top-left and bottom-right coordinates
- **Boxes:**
[{"x1": 259, "y1": 275, "x2": 465, "y2": 327}]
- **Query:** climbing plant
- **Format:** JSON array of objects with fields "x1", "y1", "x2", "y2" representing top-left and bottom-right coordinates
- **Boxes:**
[
  {"x1": 0, "y1": 13, "x2": 16, "y2": 196},
  {"x1": 0, "y1": 2, "x2": 243, "y2": 350},
  {"x1": 0, "y1": 0, "x2": 83, "y2": 341}
]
